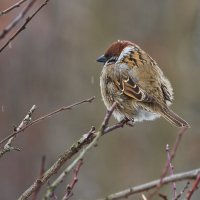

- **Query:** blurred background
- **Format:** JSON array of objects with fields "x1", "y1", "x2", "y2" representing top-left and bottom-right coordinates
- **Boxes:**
[{"x1": 0, "y1": 0, "x2": 200, "y2": 199}]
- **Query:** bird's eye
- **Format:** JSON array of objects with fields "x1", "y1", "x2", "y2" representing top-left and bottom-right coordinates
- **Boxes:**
[{"x1": 107, "y1": 56, "x2": 118, "y2": 64}]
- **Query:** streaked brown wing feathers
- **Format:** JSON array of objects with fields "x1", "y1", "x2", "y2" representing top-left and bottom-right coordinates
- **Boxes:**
[
  {"x1": 117, "y1": 77, "x2": 154, "y2": 103},
  {"x1": 122, "y1": 78, "x2": 143, "y2": 100}
]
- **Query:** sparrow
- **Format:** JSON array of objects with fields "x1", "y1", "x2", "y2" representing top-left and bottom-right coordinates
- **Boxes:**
[{"x1": 97, "y1": 40, "x2": 190, "y2": 128}]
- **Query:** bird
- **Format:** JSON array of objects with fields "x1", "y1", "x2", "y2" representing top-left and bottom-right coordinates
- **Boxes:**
[{"x1": 96, "y1": 40, "x2": 190, "y2": 128}]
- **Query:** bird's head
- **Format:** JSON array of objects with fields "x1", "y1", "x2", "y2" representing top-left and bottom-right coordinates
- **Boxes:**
[{"x1": 96, "y1": 40, "x2": 134, "y2": 64}]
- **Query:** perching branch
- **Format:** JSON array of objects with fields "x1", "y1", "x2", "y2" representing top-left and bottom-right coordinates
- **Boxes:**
[
  {"x1": 0, "y1": 0, "x2": 29, "y2": 16},
  {"x1": 43, "y1": 126, "x2": 95, "y2": 199},
  {"x1": 97, "y1": 168, "x2": 200, "y2": 200},
  {"x1": 18, "y1": 102, "x2": 126, "y2": 200},
  {"x1": 17, "y1": 126, "x2": 96, "y2": 200},
  {"x1": 0, "y1": 96, "x2": 95, "y2": 146},
  {"x1": 0, "y1": 0, "x2": 50, "y2": 53},
  {"x1": 44, "y1": 102, "x2": 119, "y2": 199}
]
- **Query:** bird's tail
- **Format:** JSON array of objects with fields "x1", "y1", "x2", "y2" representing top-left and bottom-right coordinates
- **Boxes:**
[{"x1": 160, "y1": 106, "x2": 190, "y2": 128}]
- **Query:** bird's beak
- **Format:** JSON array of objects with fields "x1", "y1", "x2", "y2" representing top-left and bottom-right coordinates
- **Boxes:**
[{"x1": 96, "y1": 55, "x2": 107, "y2": 63}]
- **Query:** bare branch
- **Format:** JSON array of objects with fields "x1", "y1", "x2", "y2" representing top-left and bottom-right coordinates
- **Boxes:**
[
  {"x1": 0, "y1": 0, "x2": 37, "y2": 40},
  {"x1": 161, "y1": 127, "x2": 188, "y2": 179},
  {"x1": 174, "y1": 181, "x2": 190, "y2": 200},
  {"x1": 149, "y1": 127, "x2": 188, "y2": 199},
  {"x1": 0, "y1": 0, "x2": 28, "y2": 16},
  {"x1": 44, "y1": 103, "x2": 119, "y2": 199},
  {"x1": 32, "y1": 155, "x2": 46, "y2": 200},
  {"x1": 186, "y1": 173, "x2": 200, "y2": 200},
  {"x1": 100, "y1": 102, "x2": 117, "y2": 132},
  {"x1": 166, "y1": 144, "x2": 176, "y2": 197},
  {"x1": 104, "y1": 120, "x2": 127, "y2": 134},
  {"x1": 61, "y1": 159, "x2": 83, "y2": 200},
  {"x1": 0, "y1": 96, "x2": 95, "y2": 146},
  {"x1": 0, "y1": 105, "x2": 36, "y2": 158},
  {"x1": 17, "y1": 127, "x2": 96, "y2": 200},
  {"x1": 44, "y1": 127, "x2": 95, "y2": 199},
  {"x1": 97, "y1": 168, "x2": 200, "y2": 200},
  {"x1": 45, "y1": 105, "x2": 128, "y2": 199},
  {"x1": 0, "y1": 0, "x2": 50, "y2": 53},
  {"x1": 19, "y1": 102, "x2": 119, "y2": 200}
]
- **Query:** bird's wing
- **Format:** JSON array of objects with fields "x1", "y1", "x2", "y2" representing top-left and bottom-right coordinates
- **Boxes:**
[
  {"x1": 115, "y1": 76, "x2": 154, "y2": 103},
  {"x1": 114, "y1": 45, "x2": 154, "y2": 103},
  {"x1": 116, "y1": 44, "x2": 154, "y2": 67}
]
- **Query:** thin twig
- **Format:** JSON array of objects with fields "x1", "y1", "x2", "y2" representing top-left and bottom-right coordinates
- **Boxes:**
[
  {"x1": 174, "y1": 181, "x2": 190, "y2": 200},
  {"x1": 97, "y1": 168, "x2": 200, "y2": 200},
  {"x1": 166, "y1": 144, "x2": 176, "y2": 198},
  {"x1": 0, "y1": 0, "x2": 28, "y2": 16},
  {"x1": 0, "y1": 0, "x2": 37, "y2": 39},
  {"x1": 0, "y1": 96, "x2": 95, "y2": 146},
  {"x1": 149, "y1": 127, "x2": 188, "y2": 199},
  {"x1": 100, "y1": 102, "x2": 117, "y2": 132},
  {"x1": 162, "y1": 127, "x2": 188, "y2": 179},
  {"x1": 17, "y1": 127, "x2": 96, "y2": 200},
  {"x1": 0, "y1": 105, "x2": 36, "y2": 158},
  {"x1": 62, "y1": 159, "x2": 83, "y2": 200},
  {"x1": 19, "y1": 103, "x2": 118, "y2": 200},
  {"x1": 32, "y1": 156, "x2": 46, "y2": 200},
  {"x1": 43, "y1": 103, "x2": 119, "y2": 199},
  {"x1": 0, "y1": 0, "x2": 50, "y2": 53},
  {"x1": 186, "y1": 173, "x2": 200, "y2": 200},
  {"x1": 104, "y1": 120, "x2": 126, "y2": 134}
]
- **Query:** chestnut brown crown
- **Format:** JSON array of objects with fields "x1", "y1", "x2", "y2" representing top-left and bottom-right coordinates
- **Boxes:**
[{"x1": 97, "y1": 40, "x2": 134, "y2": 64}]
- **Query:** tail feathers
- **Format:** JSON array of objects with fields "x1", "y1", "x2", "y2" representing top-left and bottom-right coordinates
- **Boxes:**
[{"x1": 160, "y1": 107, "x2": 190, "y2": 128}]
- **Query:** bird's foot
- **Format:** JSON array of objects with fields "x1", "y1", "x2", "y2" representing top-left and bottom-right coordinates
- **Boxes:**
[{"x1": 120, "y1": 118, "x2": 135, "y2": 127}]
